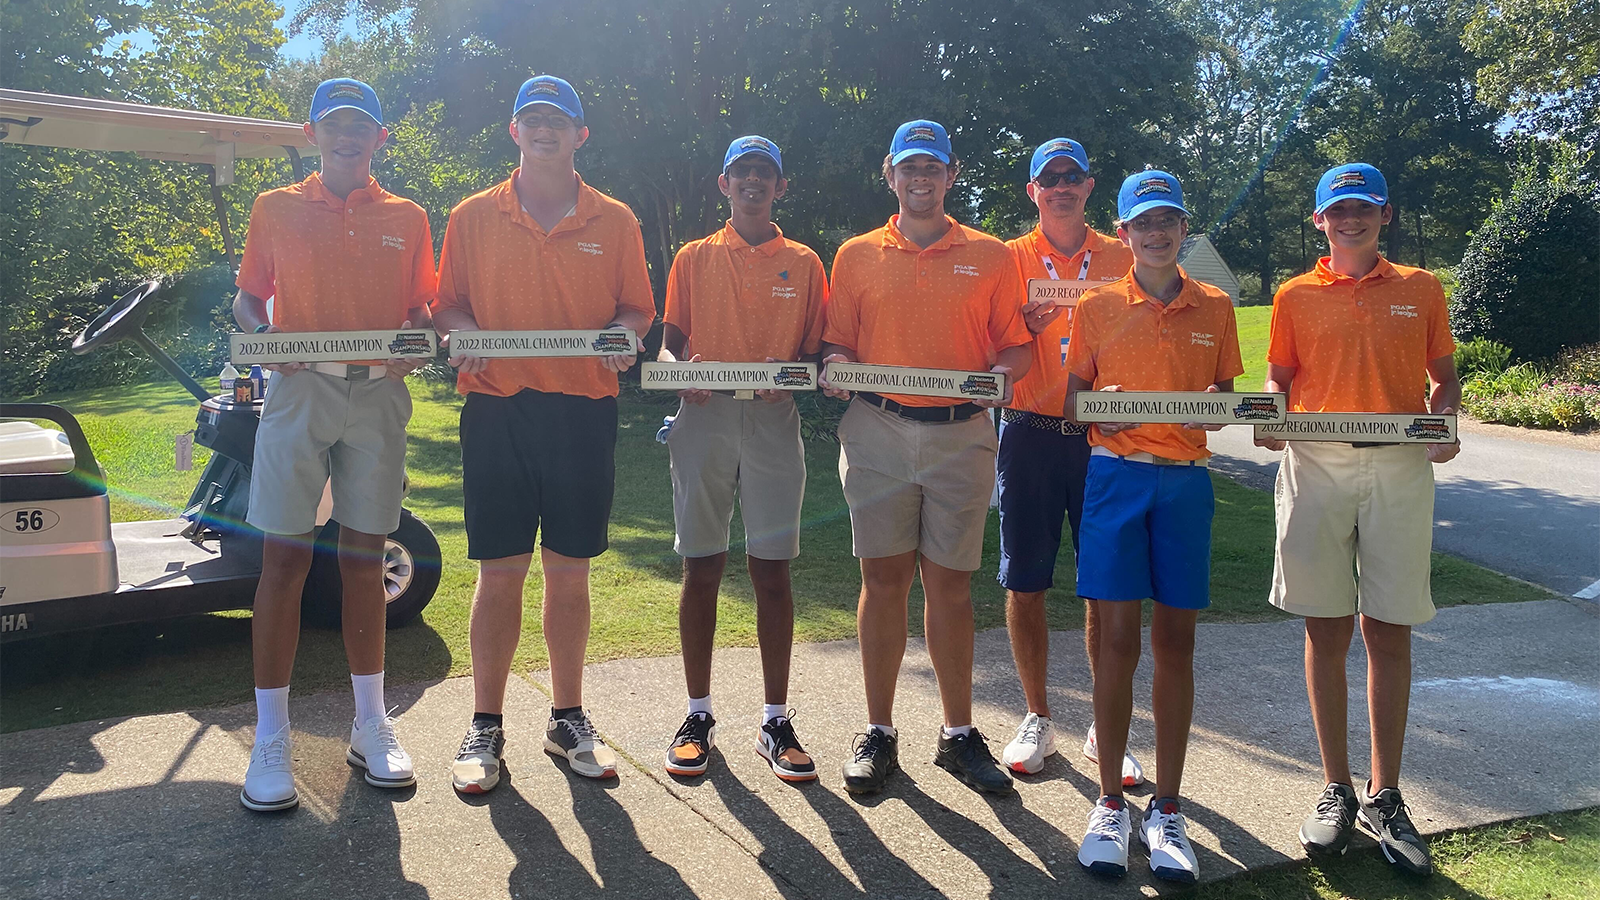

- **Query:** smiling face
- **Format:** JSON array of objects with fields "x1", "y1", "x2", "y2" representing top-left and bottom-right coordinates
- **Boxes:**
[
  {"x1": 885, "y1": 154, "x2": 956, "y2": 216},
  {"x1": 1314, "y1": 198, "x2": 1391, "y2": 254},
  {"x1": 718, "y1": 154, "x2": 786, "y2": 215},
  {"x1": 509, "y1": 104, "x2": 589, "y2": 164},
  {"x1": 1027, "y1": 157, "x2": 1095, "y2": 223},
  {"x1": 305, "y1": 108, "x2": 387, "y2": 179},
  {"x1": 1117, "y1": 207, "x2": 1189, "y2": 268}
]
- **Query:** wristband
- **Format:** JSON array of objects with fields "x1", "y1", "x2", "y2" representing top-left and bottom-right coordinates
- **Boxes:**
[{"x1": 254, "y1": 323, "x2": 272, "y2": 334}]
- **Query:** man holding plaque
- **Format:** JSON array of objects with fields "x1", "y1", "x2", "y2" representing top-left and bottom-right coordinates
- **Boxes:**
[
  {"x1": 1260, "y1": 163, "x2": 1459, "y2": 876},
  {"x1": 1064, "y1": 170, "x2": 1241, "y2": 881},
  {"x1": 822, "y1": 119, "x2": 1031, "y2": 796},
  {"x1": 233, "y1": 79, "x2": 437, "y2": 812},
  {"x1": 431, "y1": 75, "x2": 656, "y2": 792},
  {"x1": 656, "y1": 135, "x2": 828, "y2": 781},
  {"x1": 996, "y1": 138, "x2": 1143, "y2": 787}
]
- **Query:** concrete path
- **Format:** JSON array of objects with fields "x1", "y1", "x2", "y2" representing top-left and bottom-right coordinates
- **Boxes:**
[
  {"x1": 1206, "y1": 425, "x2": 1600, "y2": 596},
  {"x1": 3, "y1": 599, "x2": 1596, "y2": 900}
]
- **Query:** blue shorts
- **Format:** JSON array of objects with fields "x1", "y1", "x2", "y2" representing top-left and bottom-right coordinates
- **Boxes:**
[
  {"x1": 996, "y1": 413, "x2": 1091, "y2": 592},
  {"x1": 1076, "y1": 454, "x2": 1214, "y2": 610}
]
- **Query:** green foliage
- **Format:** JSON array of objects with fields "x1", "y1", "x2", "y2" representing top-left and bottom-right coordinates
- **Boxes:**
[
  {"x1": 1554, "y1": 342, "x2": 1600, "y2": 384},
  {"x1": 1455, "y1": 336, "x2": 1513, "y2": 380},
  {"x1": 1461, "y1": 343, "x2": 1600, "y2": 431},
  {"x1": 1464, "y1": 0, "x2": 1600, "y2": 167},
  {"x1": 1450, "y1": 168, "x2": 1600, "y2": 361}
]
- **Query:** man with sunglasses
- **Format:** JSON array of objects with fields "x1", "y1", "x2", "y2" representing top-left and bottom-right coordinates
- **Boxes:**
[
  {"x1": 1065, "y1": 170, "x2": 1242, "y2": 882},
  {"x1": 657, "y1": 136, "x2": 828, "y2": 782},
  {"x1": 823, "y1": 120, "x2": 1031, "y2": 796},
  {"x1": 433, "y1": 75, "x2": 656, "y2": 793},
  {"x1": 996, "y1": 139, "x2": 1143, "y2": 788}
]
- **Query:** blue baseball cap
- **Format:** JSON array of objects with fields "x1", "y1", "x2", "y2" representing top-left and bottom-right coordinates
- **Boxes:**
[
  {"x1": 513, "y1": 75, "x2": 584, "y2": 122},
  {"x1": 310, "y1": 78, "x2": 382, "y2": 126},
  {"x1": 1315, "y1": 163, "x2": 1388, "y2": 215},
  {"x1": 890, "y1": 120, "x2": 952, "y2": 166},
  {"x1": 723, "y1": 135, "x2": 783, "y2": 175},
  {"x1": 1117, "y1": 169, "x2": 1189, "y2": 222},
  {"x1": 1030, "y1": 138, "x2": 1090, "y2": 179}
]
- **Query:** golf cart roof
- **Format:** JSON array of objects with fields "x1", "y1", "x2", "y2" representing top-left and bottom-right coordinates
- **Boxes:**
[{"x1": 0, "y1": 89, "x2": 318, "y2": 169}]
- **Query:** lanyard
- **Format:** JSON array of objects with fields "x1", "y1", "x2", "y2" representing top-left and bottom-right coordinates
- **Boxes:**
[{"x1": 1040, "y1": 249, "x2": 1091, "y2": 281}]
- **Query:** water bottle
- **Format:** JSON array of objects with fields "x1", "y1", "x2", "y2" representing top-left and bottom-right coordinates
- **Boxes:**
[
  {"x1": 219, "y1": 362, "x2": 239, "y2": 400},
  {"x1": 248, "y1": 365, "x2": 265, "y2": 401}
]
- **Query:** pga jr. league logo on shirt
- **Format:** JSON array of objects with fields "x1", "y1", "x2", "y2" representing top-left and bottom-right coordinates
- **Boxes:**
[
  {"x1": 1190, "y1": 331, "x2": 1216, "y2": 347},
  {"x1": 1390, "y1": 304, "x2": 1418, "y2": 318},
  {"x1": 953, "y1": 264, "x2": 980, "y2": 277},
  {"x1": 382, "y1": 234, "x2": 406, "y2": 251},
  {"x1": 577, "y1": 241, "x2": 604, "y2": 256},
  {"x1": 772, "y1": 285, "x2": 798, "y2": 299}
]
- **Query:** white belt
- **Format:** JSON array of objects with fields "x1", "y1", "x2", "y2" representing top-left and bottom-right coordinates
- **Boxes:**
[
  {"x1": 307, "y1": 362, "x2": 380, "y2": 380},
  {"x1": 1091, "y1": 445, "x2": 1208, "y2": 467}
]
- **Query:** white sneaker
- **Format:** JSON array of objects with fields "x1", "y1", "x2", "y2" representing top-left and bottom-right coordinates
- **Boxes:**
[
  {"x1": 348, "y1": 713, "x2": 416, "y2": 788},
  {"x1": 1083, "y1": 723, "x2": 1146, "y2": 787},
  {"x1": 241, "y1": 726, "x2": 298, "y2": 812},
  {"x1": 1078, "y1": 795, "x2": 1132, "y2": 877},
  {"x1": 1141, "y1": 797, "x2": 1199, "y2": 883},
  {"x1": 545, "y1": 710, "x2": 619, "y2": 779},
  {"x1": 1001, "y1": 712, "x2": 1056, "y2": 774}
]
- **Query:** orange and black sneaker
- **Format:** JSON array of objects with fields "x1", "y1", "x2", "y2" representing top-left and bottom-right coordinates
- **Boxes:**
[
  {"x1": 757, "y1": 712, "x2": 817, "y2": 782},
  {"x1": 664, "y1": 712, "x2": 716, "y2": 776}
]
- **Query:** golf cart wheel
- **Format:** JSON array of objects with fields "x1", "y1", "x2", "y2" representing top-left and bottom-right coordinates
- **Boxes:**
[{"x1": 300, "y1": 510, "x2": 442, "y2": 629}]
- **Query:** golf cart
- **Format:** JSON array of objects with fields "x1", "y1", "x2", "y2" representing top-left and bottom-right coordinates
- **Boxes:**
[{"x1": 0, "y1": 91, "x2": 441, "y2": 641}]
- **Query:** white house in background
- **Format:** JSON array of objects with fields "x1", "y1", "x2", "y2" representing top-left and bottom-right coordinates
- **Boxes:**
[{"x1": 1178, "y1": 234, "x2": 1242, "y2": 306}]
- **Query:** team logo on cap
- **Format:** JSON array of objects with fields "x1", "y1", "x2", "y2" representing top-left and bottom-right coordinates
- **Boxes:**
[
  {"x1": 1135, "y1": 176, "x2": 1172, "y2": 197},
  {"x1": 1330, "y1": 171, "x2": 1367, "y2": 189},
  {"x1": 327, "y1": 85, "x2": 365, "y2": 101},
  {"x1": 1044, "y1": 140, "x2": 1077, "y2": 154},
  {"x1": 527, "y1": 81, "x2": 561, "y2": 96},
  {"x1": 905, "y1": 125, "x2": 938, "y2": 142},
  {"x1": 739, "y1": 137, "x2": 774, "y2": 152}
]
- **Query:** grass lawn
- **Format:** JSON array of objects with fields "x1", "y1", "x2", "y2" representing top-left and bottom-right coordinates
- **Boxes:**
[
  {"x1": 1236, "y1": 304, "x2": 1271, "y2": 391},
  {"x1": 0, "y1": 368, "x2": 1548, "y2": 732}
]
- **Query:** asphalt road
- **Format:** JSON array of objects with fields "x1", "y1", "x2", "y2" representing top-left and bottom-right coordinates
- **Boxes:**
[{"x1": 1205, "y1": 425, "x2": 1600, "y2": 596}]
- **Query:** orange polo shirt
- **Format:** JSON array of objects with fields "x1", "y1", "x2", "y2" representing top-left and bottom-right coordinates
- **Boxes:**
[
  {"x1": 663, "y1": 221, "x2": 828, "y2": 362},
  {"x1": 1066, "y1": 268, "x2": 1244, "y2": 460},
  {"x1": 432, "y1": 172, "x2": 656, "y2": 399},
  {"x1": 236, "y1": 173, "x2": 436, "y2": 364},
  {"x1": 1006, "y1": 225, "x2": 1134, "y2": 417},
  {"x1": 1267, "y1": 256, "x2": 1454, "y2": 414},
  {"x1": 823, "y1": 216, "x2": 1030, "y2": 407}
]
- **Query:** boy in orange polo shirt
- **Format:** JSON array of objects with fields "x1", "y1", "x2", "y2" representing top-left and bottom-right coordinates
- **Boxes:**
[
  {"x1": 996, "y1": 138, "x2": 1143, "y2": 787},
  {"x1": 656, "y1": 135, "x2": 828, "y2": 782},
  {"x1": 432, "y1": 76, "x2": 656, "y2": 793},
  {"x1": 234, "y1": 79, "x2": 437, "y2": 812},
  {"x1": 1261, "y1": 164, "x2": 1460, "y2": 877},
  {"x1": 822, "y1": 119, "x2": 1032, "y2": 796},
  {"x1": 1064, "y1": 170, "x2": 1241, "y2": 882}
]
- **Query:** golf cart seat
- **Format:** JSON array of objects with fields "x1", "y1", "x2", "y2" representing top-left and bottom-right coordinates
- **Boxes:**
[{"x1": 0, "y1": 421, "x2": 77, "y2": 476}]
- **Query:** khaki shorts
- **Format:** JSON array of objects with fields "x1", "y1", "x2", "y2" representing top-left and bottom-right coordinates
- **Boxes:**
[
  {"x1": 247, "y1": 369, "x2": 411, "y2": 537},
  {"x1": 668, "y1": 392, "x2": 806, "y2": 560},
  {"x1": 1269, "y1": 441, "x2": 1436, "y2": 625},
  {"x1": 836, "y1": 398, "x2": 997, "y2": 571}
]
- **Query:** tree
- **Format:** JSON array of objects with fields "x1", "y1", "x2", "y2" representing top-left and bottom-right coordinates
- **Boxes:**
[{"x1": 1464, "y1": 0, "x2": 1600, "y2": 165}]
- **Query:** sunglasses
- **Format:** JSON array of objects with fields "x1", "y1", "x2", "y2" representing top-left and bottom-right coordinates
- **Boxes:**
[
  {"x1": 727, "y1": 162, "x2": 778, "y2": 180},
  {"x1": 515, "y1": 113, "x2": 577, "y2": 131},
  {"x1": 1034, "y1": 170, "x2": 1088, "y2": 188}
]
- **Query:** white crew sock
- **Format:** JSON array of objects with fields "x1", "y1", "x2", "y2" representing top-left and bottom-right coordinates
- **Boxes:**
[
  {"x1": 688, "y1": 695, "x2": 713, "y2": 718},
  {"x1": 763, "y1": 704, "x2": 788, "y2": 725},
  {"x1": 869, "y1": 723, "x2": 897, "y2": 738},
  {"x1": 255, "y1": 686, "x2": 289, "y2": 741},
  {"x1": 352, "y1": 671, "x2": 386, "y2": 724},
  {"x1": 942, "y1": 724, "x2": 972, "y2": 738}
]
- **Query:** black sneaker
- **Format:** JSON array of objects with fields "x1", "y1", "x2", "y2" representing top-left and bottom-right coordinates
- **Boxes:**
[
  {"x1": 1358, "y1": 785, "x2": 1433, "y2": 877},
  {"x1": 451, "y1": 723, "x2": 507, "y2": 794},
  {"x1": 1300, "y1": 782, "x2": 1359, "y2": 856},
  {"x1": 933, "y1": 729, "x2": 1014, "y2": 794},
  {"x1": 758, "y1": 712, "x2": 817, "y2": 782},
  {"x1": 664, "y1": 712, "x2": 717, "y2": 776},
  {"x1": 841, "y1": 728, "x2": 899, "y2": 794}
]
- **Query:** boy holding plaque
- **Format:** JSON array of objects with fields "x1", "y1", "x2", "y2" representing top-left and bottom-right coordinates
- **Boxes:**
[
  {"x1": 996, "y1": 138, "x2": 1143, "y2": 787},
  {"x1": 656, "y1": 135, "x2": 828, "y2": 781},
  {"x1": 1064, "y1": 169, "x2": 1241, "y2": 881},
  {"x1": 432, "y1": 76, "x2": 656, "y2": 793},
  {"x1": 233, "y1": 79, "x2": 437, "y2": 812},
  {"x1": 821, "y1": 119, "x2": 1032, "y2": 796},
  {"x1": 1261, "y1": 163, "x2": 1460, "y2": 876}
]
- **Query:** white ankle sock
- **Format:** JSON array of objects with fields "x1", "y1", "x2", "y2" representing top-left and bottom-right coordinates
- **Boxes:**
[
  {"x1": 351, "y1": 671, "x2": 385, "y2": 724},
  {"x1": 688, "y1": 695, "x2": 713, "y2": 718},
  {"x1": 870, "y1": 723, "x2": 897, "y2": 738},
  {"x1": 255, "y1": 686, "x2": 289, "y2": 740},
  {"x1": 763, "y1": 703, "x2": 787, "y2": 725},
  {"x1": 942, "y1": 724, "x2": 972, "y2": 738}
]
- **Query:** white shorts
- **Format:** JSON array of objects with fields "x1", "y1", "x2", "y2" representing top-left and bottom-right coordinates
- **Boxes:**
[
  {"x1": 246, "y1": 369, "x2": 411, "y2": 537},
  {"x1": 1269, "y1": 441, "x2": 1436, "y2": 626}
]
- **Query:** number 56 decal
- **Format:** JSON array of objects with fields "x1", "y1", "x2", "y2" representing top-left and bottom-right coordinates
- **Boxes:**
[{"x1": 3, "y1": 508, "x2": 59, "y2": 533}]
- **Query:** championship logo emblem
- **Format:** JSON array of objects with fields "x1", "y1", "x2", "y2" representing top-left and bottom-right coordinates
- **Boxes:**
[
  {"x1": 1134, "y1": 176, "x2": 1172, "y2": 197},
  {"x1": 592, "y1": 332, "x2": 634, "y2": 354},
  {"x1": 773, "y1": 366, "x2": 813, "y2": 388},
  {"x1": 959, "y1": 374, "x2": 1001, "y2": 398},
  {"x1": 1044, "y1": 140, "x2": 1077, "y2": 154},
  {"x1": 905, "y1": 125, "x2": 938, "y2": 142},
  {"x1": 327, "y1": 85, "x2": 365, "y2": 101},
  {"x1": 1330, "y1": 172, "x2": 1367, "y2": 189},
  {"x1": 739, "y1": 137, "x2": 774, "y2": 152},
  {"x1": 1232, "y1": 396, "x2": 1282, "y2": 421},
  {"x1": 1405, "y1": 417, "x2": 1453, "y2": 441},
  {"x1": 528, "y1": 81, "x2": 561, "y2": 96},
  {"x1": 388, "y1": 332, "x2": 434, "y2": 356}
]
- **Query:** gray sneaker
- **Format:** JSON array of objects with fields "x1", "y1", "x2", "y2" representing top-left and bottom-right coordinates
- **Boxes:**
[
  {"x1": 1300, "y1": 782, "x2": 1359, "y2": 856},
  {"x1": 1358, "y1": 785, "x2": 1433, "y2": 877},
  {"x1": 544, "y1": 710, "x2": 618, "y2": 779}
]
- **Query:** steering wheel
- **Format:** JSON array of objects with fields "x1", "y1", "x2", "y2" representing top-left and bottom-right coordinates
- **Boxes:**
[{"x1": 71, "y1": 280, "x2": 163, "y2": 356}]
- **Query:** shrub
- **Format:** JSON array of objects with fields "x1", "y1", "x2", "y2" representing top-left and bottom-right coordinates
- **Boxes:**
[
  {"x1": 1450, "y1": 172, "x2": 1600, "y2": 361},
  {"x1": 1455, "y1": 337, "x2": 1512, "y2": 380},
  {"x1": 1554, "y1": 343, "x2": 1600, "y2": 385}
]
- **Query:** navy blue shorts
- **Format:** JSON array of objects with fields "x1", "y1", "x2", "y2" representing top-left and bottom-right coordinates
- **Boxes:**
[
  {"x1": 996, "y1": 413, "x2": 1091, "y2": 592},
  {"x1": 1075, "y1": 453, "x2": 1214, "y2": 610}
]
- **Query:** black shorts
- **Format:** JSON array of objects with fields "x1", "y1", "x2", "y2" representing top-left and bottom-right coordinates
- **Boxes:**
[{"x1": 460, "y1": 390, "x2": 618, "y2": 560}]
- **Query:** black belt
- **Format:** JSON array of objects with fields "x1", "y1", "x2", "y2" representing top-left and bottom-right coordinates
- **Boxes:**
[
  {"x1": 1000, "y1": 408, "x2": 1088, "y2": 436},
  {"x1": 1350, "y1": 442, "x2": 1403, "y2": 448},
  {"x1": 858, "y1": 391, "x2": 984, "y2": 423}
]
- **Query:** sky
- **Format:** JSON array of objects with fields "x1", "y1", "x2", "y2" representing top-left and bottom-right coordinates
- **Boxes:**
[{"x1": 111, "y1": 1, "x2": 357, "y2": 61}]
